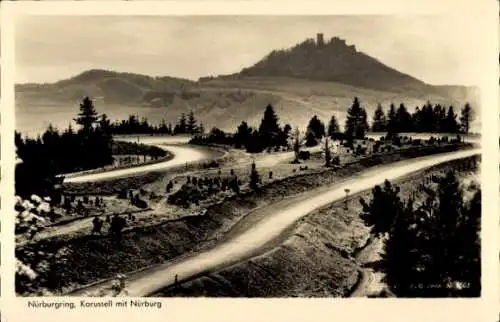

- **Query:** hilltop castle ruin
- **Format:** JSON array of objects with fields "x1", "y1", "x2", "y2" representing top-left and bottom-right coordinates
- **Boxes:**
[
  {"x1": 308, "y1": 33, "x2": 356, "y2": 52},
  {"x1": 316, "y1": 33, "x2": 324, "y2": 46}
]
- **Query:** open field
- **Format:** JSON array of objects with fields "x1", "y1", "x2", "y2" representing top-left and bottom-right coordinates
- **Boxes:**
[
  {"x1": 16, "y1": 76, "x2": 481, "y2": 137},
  {"x1": 54, "y1": 140, "x2": 471, "y2": 239},
  {"x1": 154, "y1": 159, "x2": 480, "y2": 297},
  {"x1": 16, "y1": 142, "x2": 475, "y2": 295}
]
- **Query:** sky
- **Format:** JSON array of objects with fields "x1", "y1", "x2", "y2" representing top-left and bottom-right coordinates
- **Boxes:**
[{"x1": 15, "y1": 15, "x2": 487, "y2": 86}]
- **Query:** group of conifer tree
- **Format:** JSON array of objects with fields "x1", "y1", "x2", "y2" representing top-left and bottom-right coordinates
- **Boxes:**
[
  {"x1": 360, "y1": 169, "x2": 480, "y2": 297},
  {"x1": 371, "y1": 101, "x2": 473, "y2": 136},
  {"x1": 109, "y1": 111, "x2": 204, "y2": 135},
  {"x1": 328, "y1": 97, "x2": 473, "y2": 145},
  {"x1": 191, "y1": 104, "x2": 293, "y2": 153},
  {"x1": 15, "y1": 97, "x2": 113, "y2": 198},
  {"x1": 192, "y1": 97, "x2": 474, "y2": 154}
]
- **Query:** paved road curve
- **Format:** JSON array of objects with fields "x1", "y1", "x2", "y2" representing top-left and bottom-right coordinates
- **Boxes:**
[
  {"x1": 63, "y1": 133, "x2": 480, "y2": 184},
  {"x1": 69, "y1": 148, "x2": 480, "y2": 297},
  {"x1": 63, "y1": 137, "x2": 208, "y2": 183}
]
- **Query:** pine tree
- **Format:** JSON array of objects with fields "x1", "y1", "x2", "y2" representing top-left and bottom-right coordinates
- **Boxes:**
[
  {"x1": 305, "y1": 130, "x2": 318, "y2": 147},
  {"x1": 395, "y1": 103, "x2": 412, "y2": 133},
  {"x1": 327, "y1": 115, "x2": 340, "y2": 138},
  {"x1": 359, "y1": 180, "x2": 403, "y2": 238},
  {"x1": 418, "y1": 102, "x2": 435, "y2": 133},
  {"x1": 234, "y1": 121, "x2": 252, "y2": 149},
  {"x1": 456, "y1": 189, "x2": 481, "y2": 296},
  {"x1": 438, "y1": 105, "x2": 447, "y2": 132},
  {"x1": 382, "y1": 171, "x2": 481, "y2": 297},
  {"x1": 358, "y1": 108, "x2": 369, "y2": 138},
  {"x1": 139, "y1": 117, "x2": 150, "y2": 133},
  {"x1": 99, "y1": 114, "x2": 111, "y2": 133},
  {"x1": 199, "y1": 122, "x2": 205, "y2": 135},
  {"x1": 244, "y1": 129, "x2": 264, "y2": 153},
  {"x1": 444, "y1": 105, "x2": 459, "y2": 133},
  {"x1": 249, "y1": 162, "x2": 260, "y2": 190},
  {"x1": 386, "y1": 103, "x2": 398, "y2": 139},
  {"x1": 434, "y1": 171, "x2": 464, "y2": 293},
  {"x1": 74, "y1": 97, "x2": 98, "y2": 132},
  {"x1": 324, "y1": 137, "x2": 332, "y2": 167},
  {"x1": 459, "y1": 103, "x2": 473, "y2": 134},
  {"x1": 187, "y1": 110, "x2": 197, "y2": 134},
  {"x1": 307, "y1": 115, "x2": 326, "y2": 140},
  {"x1": 293, "y1": 127, "x2": 301, "y2": 162},
  {"x1": 371, "y1": 103, "x2": 387, "y2": 132},
  {"x1": 178, "y1": 113, "x2": 187, "y2": 134},
  {"x1": 96, "y1": 113, "x2": 113, "y2": 166},
  {"x1": 345, "y1": 97, "x2": 368, "y2": 142},
  {"x1": 258, "y1": 104, "x2": 281, "y2": 148},
  {"x1": 159, "y1": 119, "x2": 168, "y2": 134},
  {"x1": 281, "y1": 123, "x2": 292, "y2": 147},
  {"x1": 382, "y1": 197, "x2": 420, "y2": 296}
]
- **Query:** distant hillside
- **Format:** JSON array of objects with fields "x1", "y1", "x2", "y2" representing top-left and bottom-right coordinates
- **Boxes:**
[
  {"x1": 212, "y1": 35, "x2": 478, "y2": 100},
  {"x1": 16, "y1": 69, "x2": 198, "y2": 106},
  {"x1": 16, "y1": 35, "x2": 480, "y2": 134}
]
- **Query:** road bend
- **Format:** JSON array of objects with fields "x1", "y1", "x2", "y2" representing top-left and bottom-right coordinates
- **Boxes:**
[
  {"x1": 63, "y1": 137, "x2": 208, "y2": 184},
  {"x1": 68, "y1": 147, "x2": 480, "y2": 297}
]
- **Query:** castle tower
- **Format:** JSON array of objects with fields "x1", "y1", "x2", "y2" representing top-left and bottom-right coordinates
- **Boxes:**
[{"x1": 316, "y1": 33, "x2": 324, "y2": 46}]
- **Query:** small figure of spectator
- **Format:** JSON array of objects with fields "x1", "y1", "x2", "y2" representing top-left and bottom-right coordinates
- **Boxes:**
[
  {"x1": 111, "y1": 273, "x2": 129, "y2": 296},
  {"x1": 92, "y1": 217, "x2": 103, "y2": 235},
  {"x1": 166, "y1": 181, "x2": 173, "y2": 193},
  {"x1": 76, "y1": 200, "x2": 84, "y2": 213},
  {"x1": 110, "y1": 214, "x2": 127, "y2": 245},
  {"x1": 174, "y1": 274, "x2": 179, "y2": 290}
]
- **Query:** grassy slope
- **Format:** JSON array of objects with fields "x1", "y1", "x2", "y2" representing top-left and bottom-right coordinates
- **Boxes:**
[
  {"x1": 16, "y1": 75, "x2": 480, "y2": 135},
  {"x1": 16, "y1": 143, "x2": 473, "y2": 295},
  {"x1": 155, "y1": 158, "x2": 479, "y2": 297}
]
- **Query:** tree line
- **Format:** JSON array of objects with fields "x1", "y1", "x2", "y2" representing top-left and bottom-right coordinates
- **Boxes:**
[
  {"x1": 112, "y1": 99, "x2": 473, "y2": 141},
  {"x1": 191, "y1": 104, "x2": 293, "y2": 153},
  {"x1": 190, "y1": 97, "x2": 474, "y2": 153},
  {"x1": 371, "y1": 101, "x2": 473, "y2": 136},
  {"x1": 360, "y1": 168, "x2": 480, "y2": 297},
  {"x1": 17, "y1": 97, "x2": 201, "y2": 198},
  {"x1": 109, "y1": 111, "x2": 205, "y2": 135},
  {"x1": 307, "y1": 98, "x2": 474, "y2": 147},
  {"x1": 16, "y1": 97, "x2": 113, "y2": 198}
]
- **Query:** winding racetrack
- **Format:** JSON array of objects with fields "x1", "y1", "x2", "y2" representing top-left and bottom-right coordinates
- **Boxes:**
[
  {"x1": 62, "y1": 133, "x2": 480, "y2": 184},
  {"x1": 68, "y1": 147, "x2": 480, "y2": 297},
  {"x1": 63, "y1": 136, "x2": 208, "y2": 183}
]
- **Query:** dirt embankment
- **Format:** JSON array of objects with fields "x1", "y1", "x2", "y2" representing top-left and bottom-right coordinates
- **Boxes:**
[
  {"x1": 154, "y1": 157, "x2": 479, "y2": 297},
  {"x1": 16, "y1": 144, "x2": 475, "y2": 295}
]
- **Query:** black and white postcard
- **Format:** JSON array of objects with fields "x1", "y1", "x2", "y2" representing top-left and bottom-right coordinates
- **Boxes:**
[{"x1": 1, "y1": 1, "x2": 498, "y2": 322}]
